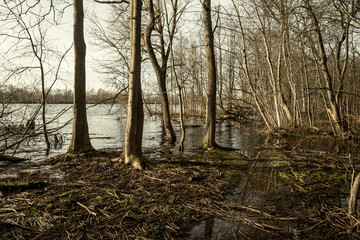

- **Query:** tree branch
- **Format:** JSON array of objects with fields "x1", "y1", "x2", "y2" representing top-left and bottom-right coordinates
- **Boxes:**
[{"x1": 94, "y1": 0, "x2": 129, "y2": 4}]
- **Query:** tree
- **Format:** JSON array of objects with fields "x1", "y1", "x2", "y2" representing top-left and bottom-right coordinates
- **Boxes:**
[
  {"x1": 68, "y1": 0, "x2": 94, "y2": 153},
  {"x1": 304, "y1": 0, "x2": 351, "y2": 136},
  {"x1": 201, "y1": 0, "x2": 217, "y2": 149},
  {"x1": 144, "y1": 0, "x2": 177, "y2": 144},
  {"x1": 0, "y1": 1, "x2": 72, "y2": 155},
  {"x1": 163, "y1": 0, "x2": 186, "y2": 151},
  {"x1": 124, "y1": 0, "x2": 144, "y2": 169}
]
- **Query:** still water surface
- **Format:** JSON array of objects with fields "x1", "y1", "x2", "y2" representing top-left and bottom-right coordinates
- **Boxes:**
[
  {"x1": 1, "y1": 104, "x2": 355, "y2": 165},
  {"x1": 2, "y1": 104, "x2": 264, "y2": 160}
]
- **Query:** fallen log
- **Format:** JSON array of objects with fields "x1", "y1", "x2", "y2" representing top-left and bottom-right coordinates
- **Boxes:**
[{"x1": 0, "y1": 153, "x2": 27, "y2": 162}]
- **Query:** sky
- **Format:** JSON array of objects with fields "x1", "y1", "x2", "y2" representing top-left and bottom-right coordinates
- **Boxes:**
[
  {"x1": 0, "y1": 0, "x2": 112, "y2": 92},
  {"x1": 49, "y1": 0, "x2": 112, "y2": 91},
  {"x1": 0, "y1": 0, "x2": 228, "y2": 92}
]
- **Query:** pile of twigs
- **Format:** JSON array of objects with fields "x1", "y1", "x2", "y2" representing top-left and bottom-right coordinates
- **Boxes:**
[
  {"x1": 0, "y1": 149, "x2": 242, "y2": 239},
  {"x1": 1, "y1": 144, "x2": 360, "y2": 239}
]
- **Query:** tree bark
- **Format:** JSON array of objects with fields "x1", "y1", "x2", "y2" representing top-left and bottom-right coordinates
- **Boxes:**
[
  {"x1": 349, "y1": 173, "x2": 360, "y2": 215},
  {"x1": 0, "y1": 153, "x2": 26, "y2": 162},
  {"x1": 68, "y1": 0, "x2": 94, "y2": 153},
  {"x1": 144, "y1": 0, "x2": 176, "y2": 144},
  {"x1": 164, "y1": 0, "x2": 184, "y2": 151},
  {"x1": 124, "y1": 0, "x2": 144, "y2": 169},
  {"x1": 305, "y1": 0, "x2": 347, "y2": 136},
  {"x1": 202, "y1": 0, "x2": 217, "y2": 149}
]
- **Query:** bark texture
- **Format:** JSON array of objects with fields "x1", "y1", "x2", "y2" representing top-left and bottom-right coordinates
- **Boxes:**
[
  {"x1": 144, "y1": 0, "x2": 176, "y2": 144},
  {"x1": 68, "y1": 0, "x2": 94, "y2": 153},
  {"x1": 202, "y1": 0, "x2": 217, "y2": 149},
  {"x1": 124, "y1": 0, "x2": 144, "y2": 169},
  {"x1": 305, "y1": 0, "x2": 348, "y2": 136},
  {"x1": 349, "y1": 173, "x2": 360, "y2": 215}
]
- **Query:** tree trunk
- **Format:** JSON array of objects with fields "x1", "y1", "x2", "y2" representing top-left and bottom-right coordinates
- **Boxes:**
[
  {"x1": 40, "y1": 64, "x2": 50, "y2": 153},
  {"x1": 124, "y1": 0, "x2": 144, "y2": 169},
  {"x1": 202, "y1": 0, "x2": 217, "y2": 149},
  {"x1": 158, "y1": 71, "x2": 176, "y2": 144},
  {"x1": 163, "y1": 0, "x2": 184, "y2": 150},
  {"x1": 0, "y1": 153, "x2": 26, "y2": 162},
  {"x1": 144, "y1": 0, "x2": 176, "y2": 144},
  {"x1": 349, "y1": 173, "x2": 360, "y2": 215},
  {"x1": 306, "y1": 0, "x2": 346, "y2": 136},
  {"x1": 68, "y1": 0, "x2": 94, "y2": 153}
]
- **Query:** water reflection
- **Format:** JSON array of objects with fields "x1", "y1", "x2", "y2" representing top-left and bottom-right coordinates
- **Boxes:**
[
  {"x1": 190, "y1": 159, "x2": 293, "y2": 239},
  {"x1": 2, "y1": 104, "x2": 357, "y2": 181}
]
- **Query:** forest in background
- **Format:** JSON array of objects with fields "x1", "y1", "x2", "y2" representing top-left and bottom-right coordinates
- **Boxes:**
[
  {"x1": 0, "y1": 86, "x2": 116, "y2": 104},
  {"x1": 88, "y1": 0, "x2": 360, "y2": 138}
]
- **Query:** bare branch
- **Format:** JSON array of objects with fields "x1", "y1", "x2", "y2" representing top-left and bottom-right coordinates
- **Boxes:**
[{"x1": 94, "y1": 0, "x2": 129, "y2": 4}]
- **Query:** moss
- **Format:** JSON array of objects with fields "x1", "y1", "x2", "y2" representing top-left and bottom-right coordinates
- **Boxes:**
[
  {"x1": 258, "y1": 149, "x2": 288, "y2": 162},
  {"x1": 278, "y1": 131, "x2": 331, "y2": 139},
  {"x1": 0, "y1": 181, "x2": 45, "y2": 194},
  {"x1": 202, "y1": 141, "x2": 219, "y2": 150}
]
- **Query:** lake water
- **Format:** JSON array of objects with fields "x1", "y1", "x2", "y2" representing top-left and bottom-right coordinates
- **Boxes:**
[
  {"x1": 2, "y1": 104, "x2": 356, "y2": 162},
  {"x1": 1, "y1": 104, "x2": 265, "y2": 161}
]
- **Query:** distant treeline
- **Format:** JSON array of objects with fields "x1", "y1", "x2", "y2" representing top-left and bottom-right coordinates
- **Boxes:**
[{"x1": 1, "y1": 86, "x2": 118, "y2": 104}]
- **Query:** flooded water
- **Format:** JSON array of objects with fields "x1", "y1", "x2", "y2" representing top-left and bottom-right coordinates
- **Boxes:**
[
  {"x1": 1, "y1": 104, "x2": 265, "y2": 158},
  {"x1": 1, "y1": 104, "x2": 356, "y2": 238},
  {"x1": 0, "y1": 104, "x2": 265, "y2": 178},
  {"x1": 190, "y1": 159, "x2": 294, "y2": 239}
]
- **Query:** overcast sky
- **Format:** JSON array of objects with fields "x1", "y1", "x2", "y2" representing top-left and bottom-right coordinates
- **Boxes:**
[{"x1": 0, "y1": 0, "x2": 228, "y2": 92}]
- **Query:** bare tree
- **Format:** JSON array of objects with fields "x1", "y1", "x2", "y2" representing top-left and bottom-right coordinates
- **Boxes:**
[
  {"x1": 89, "y1": 3, "x2": 131, "y2": 94},
  {"x1": 304, "y1": 0, "x2": 351, "y2": 136},
  {"x1": 163, "y1": 0, "x2": 186, "y2": 151},
  {"x1": 68, "y1": 0, "x2": 94, "y2": 153},
  {"x1": 144, "y1": 0, "x2": 177, "y2": 143},
  {"x1": 0, "y1": 1, "x2": 72, "y2": 155},
  {"x1": 201, "y1": 0, "x2": 218, "y2": 149},
  {"x1": 124, "y1": 0, "x2": 144, "y2": 169}
]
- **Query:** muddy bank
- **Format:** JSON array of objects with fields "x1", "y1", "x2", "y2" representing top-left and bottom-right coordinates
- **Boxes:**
[{"x1": 1, "y1": 143, "x2": 360, "y2": 239}]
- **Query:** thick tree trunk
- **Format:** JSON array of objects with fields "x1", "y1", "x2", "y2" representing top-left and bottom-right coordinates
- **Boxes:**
[
  {"x1": 68, "y1": 0, "x2": 94, "y2": 153},
  {"x1": 202, "y1": 0, "x2": 217, "y2": 149},
  {"x1": 124, "y1": 0, "x2": 144, "y2": 169}
]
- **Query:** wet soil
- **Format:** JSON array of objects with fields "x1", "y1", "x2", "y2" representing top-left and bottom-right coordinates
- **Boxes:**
[{"x1": 1, "y1": 142, "x2": 360, "y2": 239}]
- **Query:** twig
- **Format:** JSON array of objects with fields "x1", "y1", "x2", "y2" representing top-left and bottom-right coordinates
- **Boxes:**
[{"x1": 76, "y1": 202, "x2": 97, "y2": 217}]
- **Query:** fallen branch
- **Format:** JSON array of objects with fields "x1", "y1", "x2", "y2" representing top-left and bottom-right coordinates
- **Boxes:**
[
  {"x1": 77, "y1": 202, "x2": 97, "y2": 217},
  {"x1": 0, "y1": 153, "x2": 27, "y2": 162}
]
